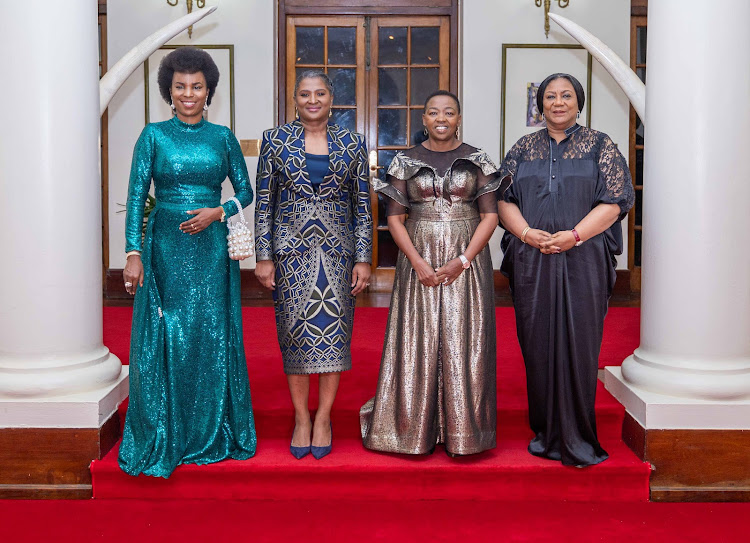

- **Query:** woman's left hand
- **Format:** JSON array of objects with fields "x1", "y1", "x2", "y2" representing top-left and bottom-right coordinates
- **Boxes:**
[
  {"x1": 180, "y1": 207, "x2": 223, "y2": 234},
  {"x1": 540, "y1": 230, "x2": 577, "y2": 254},
  {"x1": 351, "y1": 262, "x2": 371, "y2": 295},
  {"x1": 435, "y1": 258, "x2": 464, "y2": 286}
]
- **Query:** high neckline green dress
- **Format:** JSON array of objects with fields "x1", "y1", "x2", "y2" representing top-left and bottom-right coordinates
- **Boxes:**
[{"x1": 119, "y1": 116, "x2": 257, "y2": 478}]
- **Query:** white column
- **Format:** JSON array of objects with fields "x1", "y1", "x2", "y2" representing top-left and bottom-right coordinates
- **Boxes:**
[
  {"x1": 608, "y1": 0, "x2": 750, "y2": 414},
  {"x1": 0, "y1": 0, "x2": 123, "y2": 401}
]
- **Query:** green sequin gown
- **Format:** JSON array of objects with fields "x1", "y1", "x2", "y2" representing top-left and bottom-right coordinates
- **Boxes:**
[{"x1": 118, "y1": 116, "x2": 257, "y2": 478}]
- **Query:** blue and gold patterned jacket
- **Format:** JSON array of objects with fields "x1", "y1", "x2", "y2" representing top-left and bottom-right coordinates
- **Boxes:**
[{"x1": 253, "y1": 120, "x2": 372, "y2": 264}]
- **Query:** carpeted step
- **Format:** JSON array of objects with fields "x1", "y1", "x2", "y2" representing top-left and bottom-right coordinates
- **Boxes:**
[
  {"x1": 91, "y1": 435, "x2": 649, "y2": 501},
  {"x1": 114, "y1": 381, "x2": 627, "y2": 441},
  {"x1": 98, "y1": 306, "x2": 649, "y2": 503}
]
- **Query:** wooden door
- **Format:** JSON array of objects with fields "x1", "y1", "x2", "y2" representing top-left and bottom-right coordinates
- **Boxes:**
[
  {"x1": 284, "y1": 14, "x2": 451, "y2": 288},
  {"x1": 285, "y1": 16, "x2": 367, "y2": 132},
  {"x1": 628, "y1": 12, "x2": 647, "y2": 291}
]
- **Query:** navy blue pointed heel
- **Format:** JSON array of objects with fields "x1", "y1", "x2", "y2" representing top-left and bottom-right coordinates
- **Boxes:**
[
  {"x1": 311, "y1": 423, "x2": 332, "y2": 460},
  {"x1": 290, "y1": 422, "x2": 311, "y2": 459},
  {"x1": 290, "y1": 442, "x2": 311, "y2": 459}
]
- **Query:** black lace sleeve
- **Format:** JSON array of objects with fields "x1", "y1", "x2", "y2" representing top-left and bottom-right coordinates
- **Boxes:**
[
  {"x1": 498, "y1": 139, "x2": 523, "y2": 204},
  {"x1": 596, "y1": 134, "x2": 635, "y2": 219}
]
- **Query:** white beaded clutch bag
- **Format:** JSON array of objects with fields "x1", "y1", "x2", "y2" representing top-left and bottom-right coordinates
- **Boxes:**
[{"x1": 226, "y1": 196, "x2": 254, "y2": 260}]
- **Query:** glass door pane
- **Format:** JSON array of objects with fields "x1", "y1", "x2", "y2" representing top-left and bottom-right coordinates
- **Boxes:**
[
  {"x1": 368, "y1": 17, "x2": 450, "y2": 268},
  {"x1": 285, "y1": 14, "x2": 452, "y2": 274},
  {"x1": 286, "y1": 16, "x2": 365, "y2": 133}
]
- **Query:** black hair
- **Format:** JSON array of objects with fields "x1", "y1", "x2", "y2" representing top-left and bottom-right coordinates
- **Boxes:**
[
  {"x1": 536, "y1": 73, "x2": 585, "y2": 114},
  {"x1": 157, "y1": 46, "x2": 220, "y2": 106},
  {"x1": 423, "y1": 90, "x2": 461, "y2": 114},
  {"x1": 294, "y1": 69, "x2": 334, "y2": 97}
]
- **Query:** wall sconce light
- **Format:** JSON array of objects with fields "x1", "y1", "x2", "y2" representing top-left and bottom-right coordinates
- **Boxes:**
[
  {"x1": 536, "y1": 0, "x2": 570, "y2": 38},
  {"x1": 167, "y1": 0, "x2": 206, "y2": 39}
]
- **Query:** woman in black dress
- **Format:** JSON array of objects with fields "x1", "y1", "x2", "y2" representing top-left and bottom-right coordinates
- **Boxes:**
[{"x1": 498, "y1": 73, "x2": 634, "y2": 466}]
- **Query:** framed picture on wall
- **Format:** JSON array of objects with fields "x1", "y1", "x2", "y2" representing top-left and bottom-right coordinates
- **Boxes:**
[
  {"x1": 143, "y1": 44, "x2": 236, "y2": 133},
  {"x1": 500, "y1": 44, "x2": 592, "y2": 158}
]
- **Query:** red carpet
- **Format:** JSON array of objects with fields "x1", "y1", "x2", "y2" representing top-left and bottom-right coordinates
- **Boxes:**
[
  {"x1": 3, "y1": 499, "x2": 749, "y2": 542},
  {"x1": 92, "y1": 307, "x2": 650, "y2": 501}
]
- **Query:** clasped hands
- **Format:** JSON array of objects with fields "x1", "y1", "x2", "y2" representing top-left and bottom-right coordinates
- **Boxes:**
[
  {"x1": 178, "y1": 207, "x2": 224, "y2": 234},
  {"x1": 413, "y1": 256, "x2": 465, "y2": 287},
  {"x1": 525, "y1": 228, "x2": 578, "y2": 254}
]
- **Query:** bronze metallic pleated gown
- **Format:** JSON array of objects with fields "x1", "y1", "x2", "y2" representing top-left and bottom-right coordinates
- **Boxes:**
[{"x1": 360, "y1": 144, "x2": 500, "y2": 455}]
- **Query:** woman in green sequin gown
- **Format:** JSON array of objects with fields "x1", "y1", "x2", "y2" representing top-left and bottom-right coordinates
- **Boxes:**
[{"x1": 119, "y1": 48, "x2": 256, "y2": 478}]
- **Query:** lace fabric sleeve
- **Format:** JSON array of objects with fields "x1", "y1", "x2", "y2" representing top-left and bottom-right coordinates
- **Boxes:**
[
  {"x1": 597, "y1": 134, "x2": 635, "y2": 219},
  {"x1": 498, "y1": 139, "x2": 523, "y2": 204}
]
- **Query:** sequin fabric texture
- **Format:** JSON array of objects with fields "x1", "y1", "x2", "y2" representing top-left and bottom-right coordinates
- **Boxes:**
[
  {"x1": 361, "y1": 144, "x2": 501, "y2": 455},
  {"x1": 499, "y1": 125, "x2": 634, "y2": 466},
  {"x1": 119, "y1": 116, "x2": 257, "y2": 478},
  {"x1": 254, "y1": 121, "x2": 372, "y2": 374}
]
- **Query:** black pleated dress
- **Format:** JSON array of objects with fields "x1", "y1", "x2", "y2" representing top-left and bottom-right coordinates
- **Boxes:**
[{"x1": 498, "y1": 124, "x2": 634, "y2": 466}]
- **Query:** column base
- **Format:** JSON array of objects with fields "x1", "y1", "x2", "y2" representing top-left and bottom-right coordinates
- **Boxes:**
[
  {"x1": 0, "y1": 367, "x2": 129, "y2": 499},
  {"x1": 606, "y1": 366, "x2": 750, "y2": 502}
]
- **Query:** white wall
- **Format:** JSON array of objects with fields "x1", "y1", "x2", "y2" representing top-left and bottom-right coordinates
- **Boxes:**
[
  {"x1": 107, "y1": 0, "x2": 274, "y2": 269},
  {"x1": 107, "y1": 0, "x2": 631, "y2": 269},
  {"x1": 461, "y1": 0, "x2": 632, "y2": 269}
]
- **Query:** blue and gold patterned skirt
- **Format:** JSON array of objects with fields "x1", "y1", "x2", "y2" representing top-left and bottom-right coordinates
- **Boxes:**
[{"x1": 272, "y1": 217, "x2": 355, "y2": 374}]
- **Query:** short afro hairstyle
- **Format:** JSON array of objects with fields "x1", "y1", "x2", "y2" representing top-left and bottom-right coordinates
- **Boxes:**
[
  {"x1": 423, "y1": 90, "x2": 461, "y2": 114},
  {"x1": 536, "y1": 73, "x2": 585, "y2": 114},
  {"x1": 157, "y1": 46, "x2": 220, "y2": 106}
]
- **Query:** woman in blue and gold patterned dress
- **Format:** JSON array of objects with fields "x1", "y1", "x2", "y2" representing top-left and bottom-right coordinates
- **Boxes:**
[
  {"x1": 119, "y1": 47, "x2": 256, "y2": 478},
  {"x1": 254, "y1": 70, "x2": 372, "y2": 460}
]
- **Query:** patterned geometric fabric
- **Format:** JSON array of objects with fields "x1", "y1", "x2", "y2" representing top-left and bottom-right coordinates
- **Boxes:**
[{"x1": 254, "y1": 121, "x2": 372, "y2": 374}]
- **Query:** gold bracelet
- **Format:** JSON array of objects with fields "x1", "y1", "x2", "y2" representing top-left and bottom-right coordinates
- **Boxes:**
[
  {"x1": 520, "y1": 226, "x2": 530, "y2": 244},
  {"x1": 219, "y1": 207, "x2": 226, "y2": 223}
]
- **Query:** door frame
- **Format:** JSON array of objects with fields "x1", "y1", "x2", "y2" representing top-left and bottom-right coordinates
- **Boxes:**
[
  {"x1": 278, "y1": 1, "x2": 459, "y2": 290},
  {"x1": 277, "y1": 0, "x2": 459, "y2": 126}
]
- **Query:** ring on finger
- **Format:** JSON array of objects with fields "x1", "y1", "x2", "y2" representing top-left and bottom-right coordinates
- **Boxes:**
[{"x1": 124, "y1": 281, "x2": 133, "y2": 288}]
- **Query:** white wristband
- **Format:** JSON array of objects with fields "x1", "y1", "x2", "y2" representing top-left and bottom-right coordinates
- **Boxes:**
[{"x1": 459, "y1": 254, "x2": 471, "y2": 269}]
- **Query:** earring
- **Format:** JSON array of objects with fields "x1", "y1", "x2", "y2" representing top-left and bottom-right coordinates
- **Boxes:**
[
  {"x1": 423, "y1": 127, "x2": 428, "y2": 136},
  {"x1": 329, "y1": 109, "x2": 333, "y2": 118},
  {"x1": 541, "y1": 113, "x2": 545, "y2": 121},
  {"x1": 455, "y1": 126, "x2": 461, "y2": 139},
  {"x1": 295, "y1": 107, "x2": 299, "y2": 119},
  {"x1": 577, "y1": 110, "x2": 580, "y2": 119},
  {"x1": 203, "y1": 91, "x2": 209, "y2": 112},
  {"x1": 170, "y1": 94, "x2": 176, "y2": 113}
]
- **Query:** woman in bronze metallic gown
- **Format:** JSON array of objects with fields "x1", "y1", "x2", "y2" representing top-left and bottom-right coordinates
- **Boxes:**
[{"x1": 360, "y1": 91, "x2": 502, "y2": 456}]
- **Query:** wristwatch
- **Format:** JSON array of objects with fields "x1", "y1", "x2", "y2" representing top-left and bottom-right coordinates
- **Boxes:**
[
  {"x1": 458, "y1": 254, "x2": 471, "y2": 269},
  {"x1": 571, "y1": 229, "x2": 583, "y2": 247}
]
